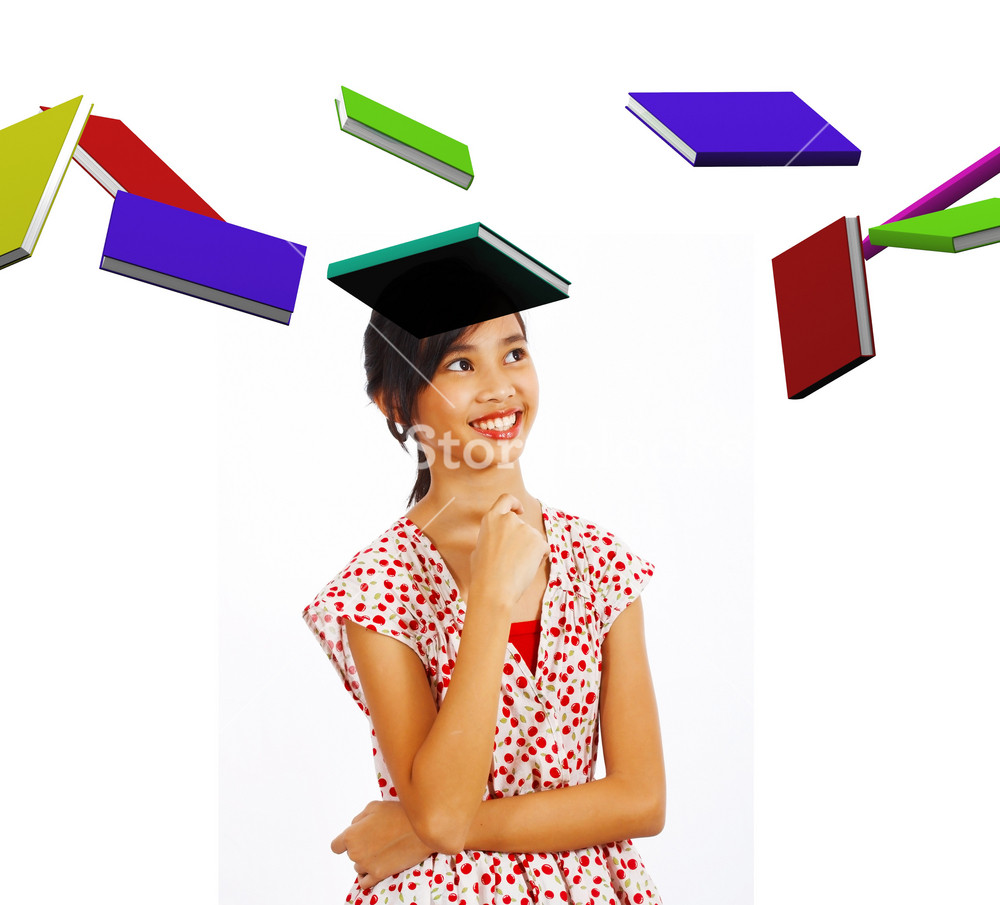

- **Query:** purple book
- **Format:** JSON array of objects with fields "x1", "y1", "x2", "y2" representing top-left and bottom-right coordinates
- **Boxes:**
[
  {"x1": 626, "y1": 91, "x2": 861, "y2": 167},
  {"x1": 863, "y1": 144, "x2": 1000, "y2": 259},
  {"x1": 100, "y1": 192, "x2": 306, "y2": 324}
]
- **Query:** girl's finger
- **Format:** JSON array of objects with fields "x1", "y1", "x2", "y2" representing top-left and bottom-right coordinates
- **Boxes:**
[
  {"x1": 491, "y1": 493, "x2": 524, "y2": 516},
  {"x1": 330, "y1": 831, "x2": 347, "y2": 853}
]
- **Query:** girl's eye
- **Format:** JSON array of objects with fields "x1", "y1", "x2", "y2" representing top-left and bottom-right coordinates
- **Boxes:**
[{"x1": 444, "y1": 348, "x2": 527, "y2": 371}]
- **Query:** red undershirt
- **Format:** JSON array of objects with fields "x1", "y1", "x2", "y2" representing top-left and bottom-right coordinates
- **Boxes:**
[{"x1": 507, "y1": 619, "x2": 542, "y2": 674}]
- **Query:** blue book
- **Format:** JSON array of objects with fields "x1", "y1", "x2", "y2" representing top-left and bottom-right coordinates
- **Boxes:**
[
  {"x1": 625, "y1": 92, "x2": 861, "y2": 167},
  {"x1": 100, "y1": 192, "x2": 306, "y2": 324}
]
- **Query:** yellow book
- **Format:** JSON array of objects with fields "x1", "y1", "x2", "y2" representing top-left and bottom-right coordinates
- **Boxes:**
[{"x1": 0, "y1": 95, "x2": 92, "y2": 270}]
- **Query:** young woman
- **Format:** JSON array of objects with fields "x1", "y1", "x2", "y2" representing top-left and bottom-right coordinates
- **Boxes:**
[{"x1": 303, "y1": 264, "x2": 665, "y2": 905}]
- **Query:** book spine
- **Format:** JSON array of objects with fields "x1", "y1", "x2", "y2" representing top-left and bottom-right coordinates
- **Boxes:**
[{"x1": 867, "y1": 227, "x2": 954, "y2": 253}]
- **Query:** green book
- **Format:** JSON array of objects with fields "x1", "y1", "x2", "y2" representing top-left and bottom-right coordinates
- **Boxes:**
[
  {"x1": 0, "y1": 95, "x2": 92, "y2": 270},
  {"x1": 328, "y1": 222, "x2": 570, "y2": 337},
  {"x1": 335, "y1": 87, "x2": 474, "y2": 189},
  {"x1": 867, "y1": 198, "x2": 1000, "y2": 253}
]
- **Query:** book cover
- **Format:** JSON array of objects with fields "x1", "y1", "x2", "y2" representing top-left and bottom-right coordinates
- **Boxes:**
[
  {"x1": 41, "y1": 108, "x2": 223, "y2": 220},
  {"x1": 772, "y1": 216, "x2": 875, "y2": 398},
  {"x1": 0, "y1": 95, "x2": 92, "y2": 270},
  {"x1": 327, "y1": 222, "x2": 569, "y2": 337},
  {"x1": 626, "y1": 91, "x2": 861, "y2": 167},
  {"x1": 867, "y1": 198, "x2": 1000, "y2": 253},
  {"x1": 863, "y1": 145, "x2": 1000, "y2": 258},
  {"x1": 336, "y1": 87, "x2": 474, "y2": 189},
  {"x1": 100, "y1": 192, "x2": 306, "y2": 325}
]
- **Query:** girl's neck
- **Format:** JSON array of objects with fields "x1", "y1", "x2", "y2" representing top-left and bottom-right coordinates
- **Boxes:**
[{"x1": 407, "y1": 465, "x2": 537, "y2": 543}]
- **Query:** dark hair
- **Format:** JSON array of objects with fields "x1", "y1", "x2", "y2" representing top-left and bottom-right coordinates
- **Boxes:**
[{"x1": 363, "y1": 260, "x2": 527, "y2": 508}]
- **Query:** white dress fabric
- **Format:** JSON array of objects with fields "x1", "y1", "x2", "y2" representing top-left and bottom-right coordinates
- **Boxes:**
[{"x1": 303, "y1": 502, "x2": 660, "y2": 905}]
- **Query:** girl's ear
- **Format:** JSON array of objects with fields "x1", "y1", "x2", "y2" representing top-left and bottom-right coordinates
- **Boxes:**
[{"x1": 373, "y1": 390, "x2": 406, "y2": 425}]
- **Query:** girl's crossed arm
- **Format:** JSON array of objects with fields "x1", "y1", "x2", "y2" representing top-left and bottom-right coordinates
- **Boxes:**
[{"x1": 334, "y1": 598, "x2": 664, "y2": 888}]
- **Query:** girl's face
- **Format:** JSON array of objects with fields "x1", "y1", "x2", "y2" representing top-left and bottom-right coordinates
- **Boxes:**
[{"x1": 411, "y1": 314, "x2": 538, "y2": 471}]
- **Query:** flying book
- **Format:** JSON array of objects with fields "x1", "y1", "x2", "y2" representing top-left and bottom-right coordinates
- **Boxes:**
[
  {"x1": 328, "y1": 222, "x2": 569, "y2": 337},
  {"x1": 335, "y1": 87, "x2": 474, "y2": 189},
  {"x1": 626, "y1": 91, "x2": 861, "y2": 167},
  {"x1": 867, "y1": 198, "x2": 1000, "y2": 253},
  {"x1": 863, "y1": 144, "x2": 1000, "y2": 259},
  {"x1": 1, "y1": 95, "x2": 92, "y2": 270},
  {"x1": 772, "y1": 216, "x2": 874, "y2": 398},
  {"x1": 101, "y1": 192, "x2": 306, "y2": 324},
  {"x1": 41, "y1": 107, "x2": 222, "y2": 220}
]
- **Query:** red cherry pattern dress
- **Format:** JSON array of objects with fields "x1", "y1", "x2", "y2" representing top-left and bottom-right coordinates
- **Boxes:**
[{"x1": 303, "y1": 502, "x2": 660, "y2": 905}]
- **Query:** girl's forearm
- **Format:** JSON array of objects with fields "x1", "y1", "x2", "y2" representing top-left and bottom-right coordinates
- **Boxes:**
[
  {"x1": 465, "y1": 773, "x2": 665, "y2": 853},
  {"x1": 344, "y1": 773, "x2": 664, "y2": 890},
  {"x1": 406, "y1": 588, "x2": 512, "y2": 853}
]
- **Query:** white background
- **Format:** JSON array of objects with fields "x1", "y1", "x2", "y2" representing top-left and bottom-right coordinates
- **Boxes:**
[{"x1": 2, "y1": 2, "x2": 998, "y2": 905}]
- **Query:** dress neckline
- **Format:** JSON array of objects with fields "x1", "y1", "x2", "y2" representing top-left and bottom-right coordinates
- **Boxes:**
[
  {"x1": 398, "y1": 501, "x2": 558, "y2": 682},
  {"x1": 509, "y1": 618, "x2": 543, "y2": 632}
]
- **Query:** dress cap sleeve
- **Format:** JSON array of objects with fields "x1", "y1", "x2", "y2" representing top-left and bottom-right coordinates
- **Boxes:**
[
  {"x1": 581, "y1": 521, "x2": 656, "y2": 642},
  {"x1": 302, "y1": 525, "x2": 430, "y2": 711}
]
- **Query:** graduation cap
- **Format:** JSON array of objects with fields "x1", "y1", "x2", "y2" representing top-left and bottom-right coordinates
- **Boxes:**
[{"x1": 327, "y1": 222, "x2": 570, "y2": 338}]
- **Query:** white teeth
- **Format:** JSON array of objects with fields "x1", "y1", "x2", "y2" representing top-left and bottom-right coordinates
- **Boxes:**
[{"x1": 472, "y1": 412, "x2": 517, "y2": 431}]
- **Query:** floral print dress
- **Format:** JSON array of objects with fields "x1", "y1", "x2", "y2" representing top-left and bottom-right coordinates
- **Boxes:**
[{"x1": 303, "y1": 502, "x2": 660, "y2": 905}]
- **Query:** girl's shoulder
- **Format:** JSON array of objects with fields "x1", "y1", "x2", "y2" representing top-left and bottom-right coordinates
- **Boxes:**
[
  {"x1": 544, "y1": 504, "x2": 654, "y2": 582},
  {"x1": 305, "y1": 516, "x2": 444, "y2": 619},
  {"x1": 302, "y1": 518, "x2": 444, "y2": 700},
  {"x1": 543, "y1": 504, "x2": 657, "y2": 633},
  {"x1": 328, "y1": 516, "x2": 432, "y2": 584}
]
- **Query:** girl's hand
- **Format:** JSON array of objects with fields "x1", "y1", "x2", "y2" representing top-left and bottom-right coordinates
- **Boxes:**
[
  {"x1": 331, "y1": 801, "x2": 434, "y2": 889},
  {"x1": 469, "y1": 494, "x2": 548, "y2": 607}
]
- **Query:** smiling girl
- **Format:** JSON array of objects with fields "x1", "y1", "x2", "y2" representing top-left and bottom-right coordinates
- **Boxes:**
[{"x1": 303, "y1": 263, "x2": 665, "y2": 905}]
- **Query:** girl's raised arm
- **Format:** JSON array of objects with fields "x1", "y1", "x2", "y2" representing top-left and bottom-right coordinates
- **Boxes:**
[{"x1": 344, "y1": 494, "x2": 548, "y2": 855}]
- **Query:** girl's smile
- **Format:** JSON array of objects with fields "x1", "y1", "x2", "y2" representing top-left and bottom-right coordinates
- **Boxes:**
[{"x1": 468, "y1": 408, "x2": 523, "y2": 440}]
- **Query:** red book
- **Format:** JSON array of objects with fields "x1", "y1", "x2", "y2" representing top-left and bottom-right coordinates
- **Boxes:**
[
  {"x1": 772, "y1": 216, "x2": 875, "y2": 398},
  {"x1": 41, "y1": 108, "x2": 222, "y2": 220}
]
